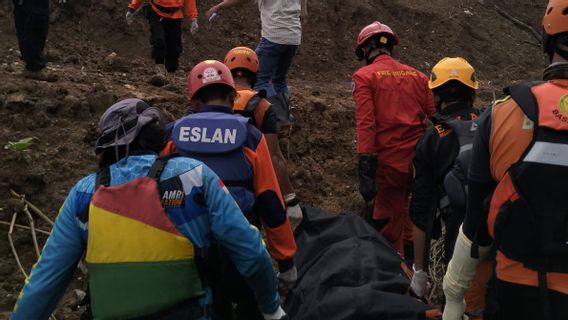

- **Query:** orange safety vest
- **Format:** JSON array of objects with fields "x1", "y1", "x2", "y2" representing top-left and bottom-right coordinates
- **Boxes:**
[
  {"x1": 487, "y1": 81, "x2": 568, "y2": 295},
  {"x1": 234, "y1": 88, "x2": 271, "y2": 131}
]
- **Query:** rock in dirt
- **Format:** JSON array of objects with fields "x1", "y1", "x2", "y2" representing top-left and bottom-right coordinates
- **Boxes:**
[
  {"x1": 311, "y1": 98, "x2": 328, "y2": 112},
  {"x1": 103, "y1": 52, "x2": 130, "y2": 73},
  {"x1": 4, "y1": 93, "x2": 34, "y2": 111},
  {"x1": 86, "y1": 88, "x2": 117, "y2": 115},
  {"x1": 149, "y1": 75, "x2": 167, "y2": 87}
]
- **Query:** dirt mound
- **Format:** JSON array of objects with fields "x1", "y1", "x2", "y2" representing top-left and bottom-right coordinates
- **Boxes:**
[{"x1": 0, "y1": 0, "x2": 546, "y2": 317}]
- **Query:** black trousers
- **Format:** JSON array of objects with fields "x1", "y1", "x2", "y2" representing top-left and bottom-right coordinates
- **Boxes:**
[
  {"x1": 12, "y1": 0, "x2": 49, "y2": 71},
  {"x1": 210, "y1": 259, "x2": 264, "y2": 320},
  {"x1": 484, "y1": 277, "x2": 568, "y2": 320},
  {"x1": 145, "y1": 6, "x2": 182, "y2": 73}
]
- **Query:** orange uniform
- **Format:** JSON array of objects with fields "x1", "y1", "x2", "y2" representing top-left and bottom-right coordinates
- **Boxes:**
[
  {"x1": 233, "y1": 86, "x2": 278, "y2": 134},
  {"x1": 352, "y1": 54, "x2": 434, "y2": 254},
  {"x1": 129, "y1": 0, "x2": 197, "y2": 19}
]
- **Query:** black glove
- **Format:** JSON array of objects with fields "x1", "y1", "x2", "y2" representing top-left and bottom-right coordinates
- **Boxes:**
[{"x1": 358, "y1": 154, "x2": 377, "y2": 203}]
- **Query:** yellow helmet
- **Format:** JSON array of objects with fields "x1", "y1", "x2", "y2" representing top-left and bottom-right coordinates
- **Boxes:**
[{"x1": 428, "y1": 57, "x2": 479, "y2": 90}]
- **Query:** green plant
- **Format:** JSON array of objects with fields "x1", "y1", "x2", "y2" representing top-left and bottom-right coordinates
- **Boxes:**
[{"x1": 4, "y1": 137, "x2": 34, "y2": 152}]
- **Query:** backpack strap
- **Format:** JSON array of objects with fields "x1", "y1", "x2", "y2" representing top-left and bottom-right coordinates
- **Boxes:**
[
  {"x1": 507, "y1": 81, "x2": 544, "y2": 123},
  {"x1": 95, "y1": 166, "x2": 111, "y2": 188},
  {"x1": 147, "y1": 155, "x2": 173, "y2": 182},
  {"x1": 244, "y1": 90, "x2": 266, "y2": 114}
]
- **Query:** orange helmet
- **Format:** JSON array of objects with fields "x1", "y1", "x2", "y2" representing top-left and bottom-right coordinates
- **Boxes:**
[
  {"x1": 187, "y1": 60, "x2": 236, "y2": 101},
  {"x1": 429, "y1": 57, "x2": 479, "y2": 90},
  {"x1": 543, "y1": 0, "x2": 568, "y2": 59},
  {"x1": 543, "y1": 0, "x2": 568, "y2": 36},
  {"x1": 224, "y1": 47, "x2": 259, "y2": 74}
]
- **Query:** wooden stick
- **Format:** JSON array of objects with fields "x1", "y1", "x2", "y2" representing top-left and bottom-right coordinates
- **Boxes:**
[
  {"x1": 495, "y1": 5, "x2": 542, "y2": 44},
  {"x1": 23, "y1": 205, "x2": 41, "y2": 258},
  {"x1": 0, "y1": 221, "x2": 51, "y2": 235},
  {"x1": 8, "y1": 212, "x2": 28, "y2": 278},
  {"x1": 10, "y1": 189, "x2": 54, "y2": 226}
]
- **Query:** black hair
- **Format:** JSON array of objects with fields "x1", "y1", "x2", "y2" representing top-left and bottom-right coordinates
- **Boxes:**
[
  {"x1": 231, "y1": 68, "x2": 257, "y2": 87},
  {"x1": 433, "y1": 80, "x2": 476, "y2": 105},
  {"x1": 192, "y1": 84, "x2": 236, "y2": 104},
  {"x1": 360, "y1": 34, "x2": 395, "y2": 64},
  {"x1": 97, "y1": 121, "x2": 167, "y2": 168},
  {"x1": 546, "y1": 32, "x2": 568, "y2": 61}
]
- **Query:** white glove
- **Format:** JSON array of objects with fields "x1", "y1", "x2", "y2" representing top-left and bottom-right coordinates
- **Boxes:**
[
  {"x1": 125, "y1": 10, "x2": 135, "y2": 25},
  {"x1": 443, "y1": 299, "x2": 467, "y2": 320},
  {"x1": 442, "y1": 227, "x2": 490, "y2": 320},
  {"x1": 410, "y1": 264, "x2": 428, "y2": 298},
  {"x1": 190, "y1": 19, "x2": 199, "y2": 35},
  {"x1": 263, "y1": 306, "x2": 287, "y2": 320},
  {"x1": 278, "y1": 265, "x2": 297, "y2": 283},
  {"x1": 284, "y1": 193, "x2": 302, "y2": 230}
]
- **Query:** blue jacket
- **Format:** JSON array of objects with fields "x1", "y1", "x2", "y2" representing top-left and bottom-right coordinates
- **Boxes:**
[{"x1": 11, "y1": 154, "x2": 280, "y2": 319}]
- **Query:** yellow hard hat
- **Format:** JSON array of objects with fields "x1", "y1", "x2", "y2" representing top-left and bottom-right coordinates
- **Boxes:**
[{"x1": 428, "y1": 57, "x2": 479, "y2": 90}]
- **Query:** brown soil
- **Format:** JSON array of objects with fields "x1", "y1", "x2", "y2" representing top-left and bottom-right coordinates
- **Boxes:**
[{"x1": 0, "y1": 0, "x2": 546, "y2": 318}]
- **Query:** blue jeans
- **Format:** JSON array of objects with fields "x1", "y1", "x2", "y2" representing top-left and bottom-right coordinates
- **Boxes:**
[{"x1": 254, "y1": 37, "x2": 298, "y2": 98}]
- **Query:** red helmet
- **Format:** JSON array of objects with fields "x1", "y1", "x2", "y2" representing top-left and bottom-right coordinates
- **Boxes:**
[
  {"x1": 187, "y1": 60, "x2": 236, "y2": 101},
  {"x1": 356, "y1": 21, "x2": 398, "y2": 47}
]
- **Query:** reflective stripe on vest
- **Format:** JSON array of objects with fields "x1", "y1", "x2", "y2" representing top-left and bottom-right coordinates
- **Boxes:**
[
  {"x1": 86, "y1": 174, "x2": 202, "y2": 319},
  {"x1": 488, "y1": 82, "x2": 568, "y2": 294}
]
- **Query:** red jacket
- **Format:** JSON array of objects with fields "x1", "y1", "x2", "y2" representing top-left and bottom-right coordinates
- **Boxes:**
[{"x1": 352, "y1": 55, "x2": 434, "y2": 172}]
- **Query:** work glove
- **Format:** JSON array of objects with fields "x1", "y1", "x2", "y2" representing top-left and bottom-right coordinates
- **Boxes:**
[
  {"x1": 190, "y1": 18, "x2": 199, "y2": 35},
  {"x1": 277, "y1": 264, "x2": 297, "y2": 304},
  {"x1": 263, "y1": 306, "x2": 288, "y2": 320},
  {"x1": 410, "y1": 264, "x2": 428, "y2": 298},
  {"x1": 358, "y1": 154, "x2": 377, "y2": 206},
  {"x1": 442, "y1": 299, "x2": 466, "y2": 320},
  {"x1": 125, "y1": 9, "x2": 135, "y2": 25},
  {"x1": 442, "y1": 227, "x2": 490, "y2": 320},
  {"x1": 284, "y1": 193, "x2": 302, "y2": 230}
]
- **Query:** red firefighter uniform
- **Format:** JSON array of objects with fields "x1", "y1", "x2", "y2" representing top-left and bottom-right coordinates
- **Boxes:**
[{"x1": 352, "y1": 54, "x2": 435, "y2": 253}]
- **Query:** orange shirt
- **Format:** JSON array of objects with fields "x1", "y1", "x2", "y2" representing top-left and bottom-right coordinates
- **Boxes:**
[{"x1": 129, "y1": 0, "x2": 197, "y2": 19}]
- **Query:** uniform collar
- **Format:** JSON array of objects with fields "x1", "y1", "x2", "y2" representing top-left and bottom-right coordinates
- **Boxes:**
[
  {"x1": 199, "y1": 105, "x2": 234, "y2": 114},
  {"x1": 371, "y1": 53, "x2": 394, "y2": 64},
  {"x1": 434, "y1": 102, "x2": 477, "y2": 121}
]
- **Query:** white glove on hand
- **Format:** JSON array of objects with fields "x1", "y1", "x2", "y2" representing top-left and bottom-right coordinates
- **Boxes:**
[
  {"x1": 125, "y1": 10, "x2": 135, "y2": 25},
  {"x1": 263, "y1": 306, "x2": 287, "y2": 320},
  {"x1": 284, "y1": 193, "x2": 302, "y2": 230},
  {"x1": 190, "y1": 19, "x2": 199, "y2": 35},
  {"x1": 442, "y1": 299, "x2": 467, "y2": 320},
  {"x1": 278, "y1": 265, "x2": 297, "y2": 283},
  {"x1": 410, "y1": 264, "x2": 428, "y2": 298}
]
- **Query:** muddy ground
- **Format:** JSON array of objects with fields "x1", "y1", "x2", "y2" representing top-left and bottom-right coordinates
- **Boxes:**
[{"x1": 0, "y1": 0, "x2": 546, "y2": 318}]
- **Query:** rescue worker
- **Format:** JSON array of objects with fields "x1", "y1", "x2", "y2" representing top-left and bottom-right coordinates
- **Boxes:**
[
  {"x1": 223, "y1": 46, "x2": 302, "y2": 229},
  {"x1": 10, "y1": 98, "x2": 286, "y2": 320},
  {"x1": 443, "y1": 1, "x2": 568, "y2": 319},
  {"x1": 169, "y1": 60, "x2": 296, "y2": 320},
  {"x1": 126, "y1": 0, "x2": 199, "y2": 78},
  {"x1": 409, "y1": 57, "x2": 491, "y2": 319},
  {"x1": 11, "y1": 0, "x2": 57, "y2": 81},
  {"x1": 353, "y1": 21, "x2": 435, "y2": 255}
]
